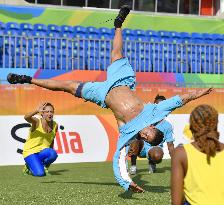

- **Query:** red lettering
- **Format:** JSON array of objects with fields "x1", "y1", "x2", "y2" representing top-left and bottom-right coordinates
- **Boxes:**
[
  {"x1": 69, "y1": 132, "x2": 84, "y2": 153},
  {"x1": 61, "y1": 132, "x2": 70, "y2": 153},
  {"x1": 54, "y1": 132, "x2": 63, "y2": 154},
  {"x1": 54, "y1": 130, "x2": 84, "y2": 154}
]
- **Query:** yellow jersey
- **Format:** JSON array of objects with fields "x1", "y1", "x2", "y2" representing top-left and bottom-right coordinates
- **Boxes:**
[
  {"x1": 183, "y1": 143, "x2": 224, "y2": 205},
  {"x1": 23, "y1": 118, "x2": 57, "y2": 158}
]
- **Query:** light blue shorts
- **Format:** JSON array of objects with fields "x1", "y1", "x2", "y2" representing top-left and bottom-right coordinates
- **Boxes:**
[
  {"x1": 139, "y1": 142, "x2": 162, "y2": 159},
  {"x1": 81, "y1": 58, "x2": 136, "y2": 108}
]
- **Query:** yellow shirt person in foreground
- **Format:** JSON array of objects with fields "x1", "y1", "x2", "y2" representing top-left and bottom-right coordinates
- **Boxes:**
[
  {"x1": 171, "y1": 104, "x2": 224, "y2": 205},
  {"x1": 23, "y1": 102, "x2": 58, "y2": 176}
]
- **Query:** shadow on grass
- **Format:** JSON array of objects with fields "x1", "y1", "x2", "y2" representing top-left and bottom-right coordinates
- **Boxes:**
[
  {"x1": 132, "y1": 174, "x2": 169, "y2": 193},
  {"x1": 42, "y1": 181, "x2": 118, "y2": 186},
  {"x1": 42, "y1": 180, "x2": 140, "y2": 200},
  {"x1": 41, "y1": 172, "x2": 169, "y2": 200},
  {"x1": 137, "y1": 166, "x2": 171, "y2": 174},
  {"x1": 49, "y1": 169, "x2": 69, "y2": 175}
]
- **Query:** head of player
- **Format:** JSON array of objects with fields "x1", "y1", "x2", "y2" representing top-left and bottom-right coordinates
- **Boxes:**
[{"x1": 40, "y1": 103, "x2": 54, "y2": 123}]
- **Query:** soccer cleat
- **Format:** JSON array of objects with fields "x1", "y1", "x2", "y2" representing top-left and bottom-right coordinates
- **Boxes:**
[
  {"x1": 7, "y1": 73, "x2": 32, "y2": 84},
  {"x1": 129, "y1": 165, "x2": 137, "y2": 175},
  {"x1": 114, "y1": 5, "x2": 130, "y2": 28},
  {"x1": 22, "y1": 164, "x2": 31, "y2": 175},
  {"x1": 44, "y1": 166, "x2": 51, "y2": 176},
  {"x1": 149, "y1": 162, "x2": 156, "y2": 174}
]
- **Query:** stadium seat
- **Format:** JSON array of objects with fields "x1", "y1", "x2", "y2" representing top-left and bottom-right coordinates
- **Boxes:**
[
  {"x1": 73, "y1": 49, "x2": 86, "y2": 70},
  {"x1": 148, "y1": 36, "x2": 161, "y2": 43},
  {"x1": 74, "y1": 26, "x2": 87, "y2": 34},
  {"x1": 100, "y1": 55, "x2": 110, "y2": 70},
  {"x1": 159, "y1": 30, "x2": 171, "y2": 41},
  {"x1": 4, "y1": 29, "x2": 19, "y2": 36},
  {"x1": 138, "y1": 59, "x2": 152, "y2": 72},
  {"x1": 34, "y1": 24, "x2": 47, "y2": 32},
  {"x1": 16, "y1": 36, "x2": 29, "y2": 49},
  {"x1": 99, "y1": 27, "x2": 112, "y2": 39},
  {"x1": 134, "y1": 29, "x2": 145, "y2": 38},
  {"x1": 135, "y1": 36, "x2": 148, "y2": 42},
  {"x1": 0, "y1": 43, "x2": 13, "y2": 68},
  {"x1": 212, "y1": 34, "x2": 224, "y2": 44},
  {"x1": 99, "y1": 40, "x2": 111, "y2": 51},
  {"x1": 2, "y1": 53, "x2": 12, "y2": 68},
  {"x1": 47, "y1": 24, "x2": 60, "y2": 32},
  {"x1": 0, "y1": 30, "x2": 3, "y2": 47},
  {"x1": 191, "y1": 32, "x2": 203, "y2": 40},
  {"x1": 20, "y1": 23, "x2": 33, "y2": 31},
  {"x1": 57, "y1": 38, "x2": 73, "y2": 50},
  {"x1": 170, "y1": 31, "x2": 181, "y2": 40},
  {"x1": 86, "y1": 33, "x2": 99, "y2": 40},
  {"x1": 47, "y1": 25, "x2": 61, "y2": 41},
  {"x1": 99, "y1": 33, "x2": 112, "y2": 40},
  {"x1": 137, "y1": 53, "x2": 152, "y2": 72},
  {"x1": 123, "y1": 28, "x2": 135, "y2": 38},
  {"x1": 73, "y1": 33, "x2": 86, "y2": 39},
  {"x1": 151, "y1": 54, "x2": 166, "y2": 72},
  {"x1": 14, "y1": 47, "x2": 27, "y2": 68},
  {"x1": 61, "y1": 25, "x2": 73, "y2": 34},
  {"x1": 165, "y1": 58, "x2": 174, "y2": 73},
  {"x1": 60, "y1": 32, "x2": 73, "y2": 39},
  {"x1": 6, "y1": 22, "x2": 20, "y2": 31},
  {"x1": 19, "y1": 30, "x2": 33, "y2": 37},
  {"x1": 0, "y1": 22, "x2": 223, "y2": 74},
  {"x1": 0, "y1": 21, "x2": 6, "y2": 30},
  {"x1": 32, "y1": 30, "x2": 47, "y2": 38},
  {"x1": 57, "y1": 49, "x2": 72, "y2": 70},
  {"x1": 180, "y1": 32, "x2": 191, "y2": 44},
  {"x1": 28, "y1": 48, "x2": 43, "y2": 69},
  {"x1": 99, "y1": 27, "x2": 111, "y2": 35},
  {"x1": 145, "y1": 30, "x2": 160, "y2": 38},
  {"x1": 202, "y1": 33, "x2": 214, "y2": 44},
  {"x1": 43, "y1": 49, "x2": 57, "y2": 69},
  {"x1": 2, "y1": 36, "x2": 15, "y2": 50},
  {"x1": 47, "y1": 31, "x2": 60, "y2": 38},
  {"x1": 29, "y1": 37, "x2": 45, "y2": 55},
  {"x1": 200, "y1": 55, "x2": 213, "y2": 74},
  {"x1": 87, "y1": 26, "x2": 99, "y2": 34},
  {"x1": 86, "y1": 56, "x2": 101, "y2": 70}
]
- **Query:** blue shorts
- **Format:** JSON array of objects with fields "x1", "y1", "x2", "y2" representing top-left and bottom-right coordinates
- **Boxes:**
[
  {"x1": 80, "y1": 58, "x2": 136, "y2": 108},
  {"x1": 139, "y1": 142, "x2": 162, "y2": 159}
]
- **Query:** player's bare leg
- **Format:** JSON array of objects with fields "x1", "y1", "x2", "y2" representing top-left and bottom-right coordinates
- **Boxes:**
[{"x1": 7, "y1": 73, "x2": 81, "y2": 95}]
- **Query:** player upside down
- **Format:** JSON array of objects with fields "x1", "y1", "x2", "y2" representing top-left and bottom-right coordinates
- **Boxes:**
[
  {"x1": 7, "y1": 5, "x2": 213, "y2": 193},
  {"x1": 129, "y1": 95, "x2": 174, "y2": 175}
]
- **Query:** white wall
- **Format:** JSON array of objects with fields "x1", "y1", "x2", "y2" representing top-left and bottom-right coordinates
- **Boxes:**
[
  {"x1": 0, "y1": 0, "x2": 29, "y2": 5},
  {"x1": 0, "y1": 114, "x2": 224, "y2": 165}
]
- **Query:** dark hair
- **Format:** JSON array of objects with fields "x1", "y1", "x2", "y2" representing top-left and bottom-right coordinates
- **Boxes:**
[
  {"x1": 149, "y1": 128, "x2": 164, "y2": 146},
  {"x1": 190, "y1": 104, "x2": 220, "y2": 163},
  {"x1": 154, "y1": 95, "x2": 166, "y2": 103}
]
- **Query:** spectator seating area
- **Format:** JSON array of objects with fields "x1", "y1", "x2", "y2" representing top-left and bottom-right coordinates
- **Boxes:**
[{"x1": 0, "y1": 21, "x2": 223, "y2": 73}]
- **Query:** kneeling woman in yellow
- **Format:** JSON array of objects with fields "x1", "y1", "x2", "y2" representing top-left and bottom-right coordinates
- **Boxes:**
[
  {"x1": 23, "y1": 102, "x2": 58, "y2": 176},
  {"x1": 171, "y1": 104, "x2": 224, "y2": 205}
]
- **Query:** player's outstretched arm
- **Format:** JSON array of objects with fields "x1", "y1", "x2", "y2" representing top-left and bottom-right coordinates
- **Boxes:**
[
  {"x1": 129, "y1": 182, "x2": 145, "y2": 193},
  {"x1": 180, "y1": 87, "x2": 213, "y2": 105},
  {"x1": 113, "y1": 146, "x2": 145, "y2": 193}
]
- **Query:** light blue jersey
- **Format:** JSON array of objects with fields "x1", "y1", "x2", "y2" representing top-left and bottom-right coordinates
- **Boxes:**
[
  {"x1": 139, "y1": 120, "x2": 174, "y2": 158},
  {"x1": 78, "y1": 57, "x2": 183, "y2": 191},
  {"x1": 113, "y1": 96, "x2": 182, "y2": 190}
]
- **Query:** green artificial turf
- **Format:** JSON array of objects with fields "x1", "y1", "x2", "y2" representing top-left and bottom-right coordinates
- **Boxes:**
[{"x1": 0, "y1": 160, "x2": 171, "y2": 205}]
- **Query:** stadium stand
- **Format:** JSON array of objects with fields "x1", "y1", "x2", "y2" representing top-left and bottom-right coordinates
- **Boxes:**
[{"x1": 0, "y1": 21, "x2": 223, "y2": 73}]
